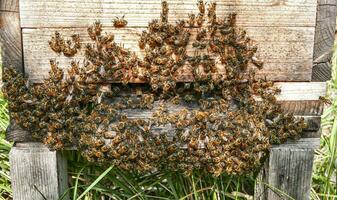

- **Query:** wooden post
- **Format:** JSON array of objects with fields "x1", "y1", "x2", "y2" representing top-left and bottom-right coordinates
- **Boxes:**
[
  {"x1": 312, "y1": 0, "x2": 337, "y2": 81},
  {"x1": 9, "y1": 143, "x2": 69, "y2": 200},
  {"x1": 0, "y1": 1, "x2": 69, "y2": 199},
  {"x1": 255, "y1": 1, "x2": 337, "y2": 199},
  {"x1": 254, "y1": 138, "x2": 320, "y2": 200}
]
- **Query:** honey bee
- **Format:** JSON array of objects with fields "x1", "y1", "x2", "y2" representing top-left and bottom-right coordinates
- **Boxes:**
[
  {"x1": 196, "y1": 13, "x2": 204, "y2": 27},
  {"x1": 49, "y1": 31, "x2": 65, "y2": 53},
  {"x1": 62, "y1": 40, "x2": 78, "y2": 57},
  {"x1": 319, "y1": 96, "x2": 331, "y2": 105},
  {"x1": 71, "y1": 34, "x2": 81, "y2": 49},
  {"x1": 161, "y1": 1, "x2": 169, "y2": 22},
  {"x1": 188, "y1": 13, "x2": 196, "y2": 27},
  {"x1": 138, "y1": 31, "x2": 148, "y2": 49},
  {"x1": 113, "y1": 16, "x2": 128, "y2": 28},
  {"x1": 197, "y1": 0, "x2": 206, "y2": 14},
  {"x1": 207, "y1": 2, "x2": 217, "y2": 24},
  {"x1": 192, "y1": 41, "x2": 207, "y2": 49},
  {"x1": 184, "y1": 94, "x2": 194, "y2": 102},
  {"x1": 196, "y1": 29, "x2": 207, "y2": 41},
  {"x1": 251, "y1": 56, "x2": 264, "y2": 69}
]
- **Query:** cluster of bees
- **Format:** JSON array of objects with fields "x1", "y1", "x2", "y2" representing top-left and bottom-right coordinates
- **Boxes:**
[{"x1": 3, "y1": 1, "x2": 306, "y2": 176}]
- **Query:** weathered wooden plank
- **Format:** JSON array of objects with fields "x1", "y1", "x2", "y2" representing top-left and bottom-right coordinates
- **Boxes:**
[
  {"x1": 280, "y1": 100, "x2": 324, "y2": 116},
  {"x1": 0, "y1": 11, "x2": 23, "y2": 73},
  {"x1": 9, "y1": 142, "x2": 69, "y2": 200},
  {"x1": 0, "y1": 0, "x2": 26, "y2": 141},
  {"x1": 5, "y1": 82, "x2": 325, "y2": 142},
  {"x1": 6, "y1": 120, "x2": 33, "y2": 142},
  {"x1": 19, "y1": 0, "x2": 317, "y2": 28},
  {"x1": 254, "y1": 138, "x2": 319, "y2": 200},
  {"x1": 312, "y1": 0, "x2": 337, "y2": 81},
  {"x1": 22, "y1": 27, "x2": 315, "y2": 82},
  {"x1": 0, "y1": 0, "x2": 19, "y2": 12},
  {"x1": 273, "y1": 82, "x2": 326, "y2": 101}
]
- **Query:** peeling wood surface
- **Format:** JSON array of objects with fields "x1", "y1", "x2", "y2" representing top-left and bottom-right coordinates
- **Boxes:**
[
  {"x1": 9, "y1": 142, "x2": 69, "y2": 200},
  {"x1": 312, "y1": 0, "x2": 337, "y2": 81},
  {"x1": 19, "y1": 0, "x2": 317, "y2": 82}
]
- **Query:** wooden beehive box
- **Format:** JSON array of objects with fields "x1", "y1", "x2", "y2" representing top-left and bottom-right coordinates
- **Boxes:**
[{"x1": 1, "y1": 0, "x2": 336, "y2": 199}]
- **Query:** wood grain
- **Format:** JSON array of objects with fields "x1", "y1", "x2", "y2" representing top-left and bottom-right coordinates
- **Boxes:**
[
  {"x1": 0, "y1": 0, "x2": 19, "y2": 12},
  {"x1": 0, "y1": 9, "x2": 23, "y2": 72},
  {"x1": 254, "y1": 138, "x2": 318, "y2": 200},
  {"x1": 312, "y1": 0, "x2": 337, "y2": 81},
  {"x1": 19, "y1": 0, "x2": 317, "y2": 28},
  {"x1": 0, "y1": 0, "x2": 26, "y2": 141},
  {"x1": 9, "y1": 142, "x2": 69, "y2": 200},
  {"x1": 19, "y1": 0, "x2": 318, "y2": 82},
  {"x1": 22, "y1": 27, "x2": 314, "y2": 82}
]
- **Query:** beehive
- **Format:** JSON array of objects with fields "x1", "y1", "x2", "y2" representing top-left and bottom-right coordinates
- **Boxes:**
[{"x1": 1, "y1": 0, "x2": 336, "y2": 199}]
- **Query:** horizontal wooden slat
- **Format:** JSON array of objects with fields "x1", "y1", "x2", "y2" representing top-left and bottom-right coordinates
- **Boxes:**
[
  {"x1": 274, "y1": 82, "x2": 326, "y2": 101},
  {"x1": 22, "y1": 27, "x2": 314, "y2": 82},
  {"x1": 6, "y1": 82, "x2": 326, "y2": 142},
  {"x1": 279, "y1": 100, "x2": 324, "y2": 116},
  {"x1": 19, "y1": 0, "x2": 317, "y2": 28}
]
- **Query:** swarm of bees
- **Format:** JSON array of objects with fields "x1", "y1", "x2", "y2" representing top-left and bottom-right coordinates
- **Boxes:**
[
  {"x1": 3, "y1": 1, "x2": 306, "y2": 176},
  {"x1": 49, "y1": 32, "x2": 81, "y2": 57}
]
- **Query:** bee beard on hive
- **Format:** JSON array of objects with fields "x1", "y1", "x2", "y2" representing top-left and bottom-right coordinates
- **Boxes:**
[{"x1": 2, "y1": 0, "x2": 307, "y2": 176}]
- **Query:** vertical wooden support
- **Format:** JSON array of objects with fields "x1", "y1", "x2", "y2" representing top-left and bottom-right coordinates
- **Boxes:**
[
  {"x1": 0, "y1": 1, "x2": 69, "y2": 199},
  {"x1": 0, "y1": 0, "x2": 30, "y2": 142},
  {"x1": 0, "y1": 0, "x2": 22, "y2": 72},
  {"x1": 254, "y1": 138, "x2": 320, "y2": 200},
  {"x1": 312, "y1": 0, "x2": 337, "y2": 81},
  {"x1": 256, "y1": 1, "x2": 336, "y2": 199},
  {"x1": 10, "y1": 143, "x2": 69, "y2": 200}
]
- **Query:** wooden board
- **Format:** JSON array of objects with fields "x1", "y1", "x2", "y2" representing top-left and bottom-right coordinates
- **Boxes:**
[
  {"x1": 0, "y1": 2, "x2": 23, "y2": 72},
  {"x1": 312, "y1": 0, "x2": 337, "y2": 81},
  {"x1": 254, "y1": 138, "x2": 318, "y2": 200},
  {"x1": 19, "y1": 0, "x2": 317, "y2": 28},
  {"x1": 19, "y1": 0, "x2": 317, "y2": 82},
  {"x1": 1, "y1": 0, "x2": 26, "y2": 142},
  {"x1": 22, "y1": 27, "x2": 314, "y2": 82}
]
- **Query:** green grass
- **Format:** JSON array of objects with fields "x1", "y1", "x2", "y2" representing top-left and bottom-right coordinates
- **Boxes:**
[
  {"x1": 0, "y1": 94, "x2": 12, "y2": 200},
  {"x1": 311, "y1": 42, "x2": 337, "y2": 200},
  {"x1": 61, "y1": 150, "x2": 255, "y2": 200}
]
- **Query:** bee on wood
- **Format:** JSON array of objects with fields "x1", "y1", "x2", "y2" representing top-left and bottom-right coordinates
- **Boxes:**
[
  {"x1": 196, "y1": 13, "x2": 204, "y2": 27},
  {"x1": 49, "y1": 31, "x2": 65, "y2": 53},
  {"x1": 138, "y1": 31, "x2": 148, "y2": 49},
  {"x1": 62, "y1": 40, "x2": 78, "y2": 57},
  {"x1": 207, "y1": 2, "x2": 217, "y2": 24},
  {"x1": 188, "y1": 13, "x2": 196, "y2": 27},
  {"x1": 319, "y1": 96, "x2": 332, "y2": 105},
  {"x1": 87, "y1": 21, "x2": 102, "y2": 40},
  {"x1": 192, "y1": 41, "x2": 207, "y2": 49},
  {"x1": 251, "y1": 56, "x2": 264, "y2": 69},
  {"x1": 71, "y1": 34, "x2": 81, "y2": 49},
  {"x1": 113, "y1": 16, "x2": 128, "y2": 28},
  {"x1": 196, "y1": 29, "x2": 207, "y2": 41},
  {"x1": 161, "y1": 1, "x2": 169, "y2": 22},
  {"x1": 197, "y1": 0, "x2": 206, "y2": 14}
]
